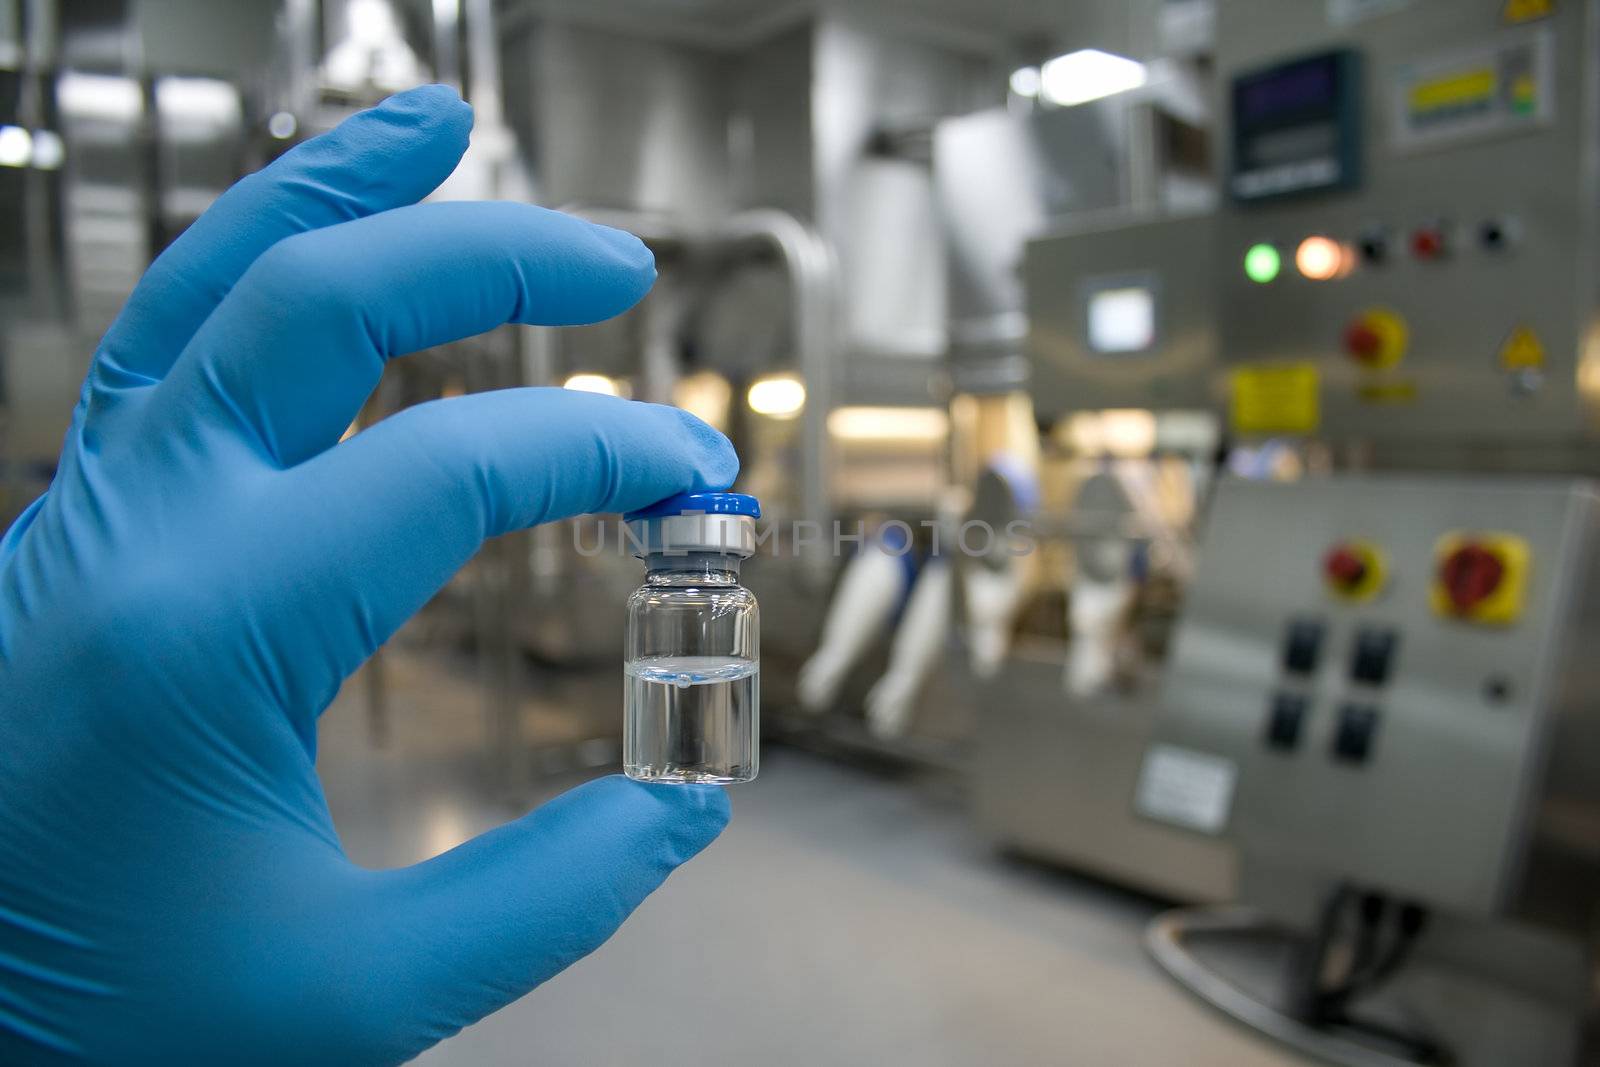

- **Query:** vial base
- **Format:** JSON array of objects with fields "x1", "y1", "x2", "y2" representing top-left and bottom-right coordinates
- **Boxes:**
[{"x1": 624, "y1": 655, "x2": 759, "y2": 784}]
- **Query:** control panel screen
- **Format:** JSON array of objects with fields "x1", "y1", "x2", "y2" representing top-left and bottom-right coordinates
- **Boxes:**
[
  {"x1": 1085, "y1": 281, "x2": 1157, "y2": 355},
  {"x1": 1238, "y1": 54, "x2": 1339, "y2": 123},
  {"x1": 1230, "y1": 49, "x2": 1361, "y2": 201}
]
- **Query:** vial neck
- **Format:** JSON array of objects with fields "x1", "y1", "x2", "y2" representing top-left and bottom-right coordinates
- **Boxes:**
[{"x1": 645, "y1": 552, "x2": 742, "y2": 585}]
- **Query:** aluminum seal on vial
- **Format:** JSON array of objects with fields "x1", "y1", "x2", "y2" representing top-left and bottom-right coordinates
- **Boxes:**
[{"x1": 624, "y1": 491, "x2": 760, "y2": 559}]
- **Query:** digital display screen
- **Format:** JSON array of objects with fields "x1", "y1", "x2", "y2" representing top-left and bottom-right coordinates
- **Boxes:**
[
  {"x1": 1229, "y1": 49, "x2": 1359, "y2": 201},
  {"x1": 1237, "y1": 56, "x2": 1340, "y2": 124}
]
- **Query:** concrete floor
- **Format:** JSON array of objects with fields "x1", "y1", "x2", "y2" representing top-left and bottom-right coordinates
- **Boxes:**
[{"x1": 318, "y1": 650, "x2": 1303, "y2": 1067}]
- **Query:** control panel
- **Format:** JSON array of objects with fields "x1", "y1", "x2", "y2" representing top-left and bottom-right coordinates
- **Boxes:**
[
  {"x1": 1213, "y1": 0, "x2": 1600, "y2": 446},
  {"x1": 1136, "y1": 476, "x2": 1600, "y2": 929}
]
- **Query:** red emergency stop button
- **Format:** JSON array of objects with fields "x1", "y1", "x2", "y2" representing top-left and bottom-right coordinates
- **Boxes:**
[
  {"x1": 1430, "y1": 533, "x2": 1529, "y2": 625},
  {"x1": 1437, "y1": 543, "x2": 1505, "y2": 613},
  {"x1": 1343, "y1": 322, "x2": 1383, "y2": 363},
  {"x1": 1342, "y1": 308, "x2": 1408, "y2": 369},
  {"x1": 1323, "y1": 540, "x2": 1386, "y2": 600}
]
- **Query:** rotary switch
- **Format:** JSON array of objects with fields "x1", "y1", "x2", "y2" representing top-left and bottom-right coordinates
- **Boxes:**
[
  {"x1": 1323, "y1": 540, "x2": 1386, "y2": 601},
  {"x1": 1437, "y1": 543, "x2": 1504, "y2": 613},
  {"x1": 1343, "y1": 308, "x2": 1408, "y2": 369},
  {"x1": 1430, "y1": 533, "x2": 1530, "y2": 625}
]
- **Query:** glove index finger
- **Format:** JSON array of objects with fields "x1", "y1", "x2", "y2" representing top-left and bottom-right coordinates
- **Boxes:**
[
  {"x1": 272, "y1": 388, "x2": 737, "y2": 692},
  {"x1": 94, "y1": 84, "x2": 472, "y2": 388}
]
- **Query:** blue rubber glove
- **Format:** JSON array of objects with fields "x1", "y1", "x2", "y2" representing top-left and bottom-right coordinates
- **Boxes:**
[{"x1": 0, "y1": 85, "x2": 735, "y2": 1065}]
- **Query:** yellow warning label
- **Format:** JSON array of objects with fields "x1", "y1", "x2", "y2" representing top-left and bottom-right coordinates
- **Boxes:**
[
  {"x1": 1503, "y1": 0, "x2": 1554, "y2": 23},
  {"x1": 1499, "y1": 325, "x2": 1546, "y2": 370},
  {"x1": 1356, "y1": 379, "x2": 1419, "y2": 405},
  {"x1": 1231, "y1": 362, "x2": 1319, "y2": 435}
]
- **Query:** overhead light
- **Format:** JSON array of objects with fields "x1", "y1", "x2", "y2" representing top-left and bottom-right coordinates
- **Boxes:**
[
  {"x1": 1295, "y1": 235, "x2": 1349, "y2": 281},
  {"x1": 57, "y1": 72, "x2": 144, "y2": 123},
  {"x1": 563, "y1": 373, "x2": 625, "y2": 397},
  {"x1": 1062, "y1": 409, "x2": 1158, "y2": 457},
  {"x1": 1009, "y1": 66, "x2": 1041, "y2": 98},
  {"x1": 746, "y1": 374, "x2": 806, "y2": 419},
  {"x1": 267, "y1": 111, "x2": 298, "y2": 140},
  {"x1": 1039, "y1": 48, "x2": 1147, "y2": 107},
  {"x1": 156, "y1": 77, "x2": 241, "y2": 126},
  {"x1": 827, "y1": 406, "x2": 949, "y2": 443},
  {"x1": 29, "y1": 130, "x2": 64, "y2": 170},
  {"x1": 348, "y1": 0, "x2": 401, "y2": 46},
  {"x1": 1099, "y1": 409, "x2": 1158, "y2": 458},
  {"x1": 673, "y1": 371, "x2": 732, "y2": 431},
  {"x1": 0, "y1": 125, "x2": 32, "y2": 168}
]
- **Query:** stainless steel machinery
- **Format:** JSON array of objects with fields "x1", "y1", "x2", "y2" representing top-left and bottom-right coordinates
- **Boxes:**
[
  {"x1": 1143, "y1": 475, "x2": 1600, "y2": 928},
  {"x1": 937, "y1": 27, "x2": 1233, "y2": 903},
  {"x1": 970, "y1": 210, "x2": 1236, "y2": 905},
  {"x1": 1140, "y1": 475, "x2": 1600, "y2": 1065},
  {"x1": 1128, "y1": 0, "x2": 1600, "y2": 1062}
]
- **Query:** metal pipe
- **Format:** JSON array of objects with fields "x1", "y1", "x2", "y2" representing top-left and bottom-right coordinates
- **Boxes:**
[
  {"x1": 715, "y1": 207, "x2": 838, "y2": 575},
  {"x1": 556, "y1": 204, "x2": 840, "y2": 580}
]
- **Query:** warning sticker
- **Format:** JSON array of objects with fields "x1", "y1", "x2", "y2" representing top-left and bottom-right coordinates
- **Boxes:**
[
  {"x1": 1231, "y1": 362, "x2": 1320, "y2": 435},
  {"x1": 1499, "y1": 325, "x2": 1546, "y2": 370}
]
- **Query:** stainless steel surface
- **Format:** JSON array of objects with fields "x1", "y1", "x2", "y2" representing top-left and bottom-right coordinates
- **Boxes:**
[
  {"x1": 1212, "y1": 0, "x2": 1600, "y2": 449},
  {"x1": 502, "y1": 8, "x2": 999, "y2": 392},
  {"x1": 499, "y1": 19, "x2": 734, "y2": 225},
  {"x1": 974, "y1": 649, "x2": 1237, "y2": 904},
  {"x1": 497, "y1": 0, "x2": 1172, "y2": 51},
  {"x1": 933, "y1": 103, "x2": 1137, "y2": 395},
  {"x1": 1144, "y1": 475, "x2": 1600, "y2": 928},
  {"x1": 1023, "y1": 211, "x2": 1218, "y2": 419},
  {"x1": 810, "y1": 12, "x2": 999, "y2": 368},
  {"x1": 935, "y1": 68, "x2": 1216, "y2": 395}
]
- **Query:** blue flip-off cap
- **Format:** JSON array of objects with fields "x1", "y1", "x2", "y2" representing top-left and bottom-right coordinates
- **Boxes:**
[{"x1": 625, "y1": 491, "x2": 761, "y2": 521}]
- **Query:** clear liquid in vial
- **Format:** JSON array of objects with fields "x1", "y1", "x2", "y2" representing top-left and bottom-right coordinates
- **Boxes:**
[{"x1": 624, "y1": 655, "x2": 759, "y2": 784}]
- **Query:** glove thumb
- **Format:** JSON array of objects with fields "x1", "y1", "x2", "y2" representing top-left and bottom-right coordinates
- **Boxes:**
[{"x1": 345, "y1": 776, "x2": 729, "y2": 1060}]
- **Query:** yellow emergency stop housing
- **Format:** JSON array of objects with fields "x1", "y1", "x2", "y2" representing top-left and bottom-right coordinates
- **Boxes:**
[
  {"x1": 1430, "y1": 532, "x2": 1531, "y2": 624},
  {"x1": 1325, "y1": 539, "x2": 1388, "y2": 601},
  {"x1": 1352, "y1": 307, "x2": 1409, "y2": 370}
]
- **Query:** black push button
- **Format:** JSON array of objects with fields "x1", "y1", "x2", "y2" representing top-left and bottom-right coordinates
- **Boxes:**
[
  {"x1": 1332, "y1": 704, "x2": 1381, "y2": 763},
  {"x1": 1283, "y1": 618, "x2": 1325, "y2": 675},
  {"x1": 1265, "y1": 691, "x2": 1309, "y2": 751},
  {"x1": 1350, "y1": 626, "x2": 1400, "y2": 685}
]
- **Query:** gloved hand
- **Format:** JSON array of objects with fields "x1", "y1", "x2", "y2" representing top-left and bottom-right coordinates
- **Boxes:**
[{"x1": 0, "y1": 86, "x2": 735, "y2": 1065}]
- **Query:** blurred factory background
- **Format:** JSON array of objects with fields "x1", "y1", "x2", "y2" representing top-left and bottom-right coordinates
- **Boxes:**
[{"x1": 5, "y1": 0, "x2": 1600, "y2": 1064}]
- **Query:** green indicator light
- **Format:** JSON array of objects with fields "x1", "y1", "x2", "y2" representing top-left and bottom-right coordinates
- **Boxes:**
[{"x1": 1244, "y1": 243, "x2": 1281, "y2": 284}]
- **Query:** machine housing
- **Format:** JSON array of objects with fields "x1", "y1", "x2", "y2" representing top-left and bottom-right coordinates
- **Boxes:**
[{"x1": 1139, "y1": 475, "x2": 1600, "y2": 936}]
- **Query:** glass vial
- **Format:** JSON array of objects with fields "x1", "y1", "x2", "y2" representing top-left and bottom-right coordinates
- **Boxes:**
[{"x1": 623, "y1": 492, "x2": 761, "y2": 784}]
